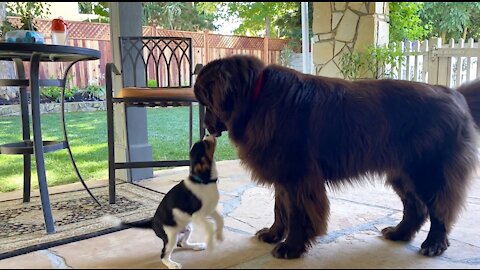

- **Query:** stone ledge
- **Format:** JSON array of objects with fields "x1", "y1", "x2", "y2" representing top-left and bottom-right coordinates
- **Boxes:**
[{"x1": 0, "y1": 101, "x2": 106, "y2": 117}]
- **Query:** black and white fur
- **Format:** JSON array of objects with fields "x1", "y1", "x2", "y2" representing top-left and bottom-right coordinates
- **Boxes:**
[{"x1": 122, "y1": 135, "x2": 224, "y2": 269}]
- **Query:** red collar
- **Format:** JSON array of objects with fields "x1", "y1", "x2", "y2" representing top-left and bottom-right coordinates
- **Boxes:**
[{"x1": 251, "y1": 71, "x2": 264, "y2": 101}]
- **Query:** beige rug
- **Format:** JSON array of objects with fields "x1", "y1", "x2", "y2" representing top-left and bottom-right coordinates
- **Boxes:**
[{"x1": 0, "y1": 183, "x2": 163, "y2": 259}]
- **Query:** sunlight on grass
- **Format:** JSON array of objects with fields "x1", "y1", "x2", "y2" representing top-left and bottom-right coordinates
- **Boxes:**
[{"x1": 0, "y1": 107, "x2": 238, "y2": 192}]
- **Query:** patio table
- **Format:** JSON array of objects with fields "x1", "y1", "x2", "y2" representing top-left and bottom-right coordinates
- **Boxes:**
[{"x1": 0, "y1": 42, "x2": 101, "y2": 234}]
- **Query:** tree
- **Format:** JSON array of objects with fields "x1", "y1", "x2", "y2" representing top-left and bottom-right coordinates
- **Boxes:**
[
  {"x1": 420, "y1": 2, "x2": 480, "y2": 41},
  {"x1": 142, "y1": 2, "x2": 216, "y2": 31},
  {"x1": 197, "y1": 2, "x2": 308, "y2": 39},
  {"x1": 389, "y1": 2, "x2": 431, "y2": 42},
  {"x1": 78, "y1": 2, "x2": 109, "y2": 23}
]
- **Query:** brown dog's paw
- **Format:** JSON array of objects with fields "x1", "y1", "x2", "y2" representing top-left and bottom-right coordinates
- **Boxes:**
[
  {"x1": 381, "y1": 226, "x2": 413, "y2": 242},
  {"x1": 255, "y1": 227, "x2": 283, "y2": 244},
  {"x1": 420, "y1": 237, "x2": 450, "y2": 256},
  {"x1": 271, "y1": 242, "x2": 305, "y2": 259}
]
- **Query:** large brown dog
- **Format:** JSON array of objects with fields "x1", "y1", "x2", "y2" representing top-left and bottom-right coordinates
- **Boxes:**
[{"x1": 193, "y1": 54, "x2": 480, "y2": 259}]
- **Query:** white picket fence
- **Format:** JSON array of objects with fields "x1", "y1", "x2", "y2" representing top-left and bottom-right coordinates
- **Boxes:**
[{"x1": 393, "y1": 37, "x2": 480, "y2": 88}]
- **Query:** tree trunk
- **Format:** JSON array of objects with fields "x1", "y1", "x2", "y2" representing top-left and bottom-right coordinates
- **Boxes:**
[
  {"x1": 0, "y1": 2, "x2": 17, "y2": 101},
  {"x1": 265, "y1": 15, "x2": 270, "y2": 38}
]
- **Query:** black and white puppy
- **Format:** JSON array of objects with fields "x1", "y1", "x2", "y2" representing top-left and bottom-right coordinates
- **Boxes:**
[{"x1": 122, "y1": 134, "x2": 224, "y2": 269}]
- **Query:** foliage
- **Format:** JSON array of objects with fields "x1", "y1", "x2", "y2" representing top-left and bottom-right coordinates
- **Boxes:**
[
  {"x1": 338, "y1": 44, "x2": 404, "y2": 80},
  {"x1": 275, "y1": 2, "x2": 313, "y2": 46},
  {"x1": 80, "y1": 85, "x2": 105, "y2": 100},
  {"x1": 279, "y1": 45, "x2": 295, "y2": 67},
  {"x1": 197, "y1": 2, "x2": 311, "y2": 41},
  {"x1": 143, "y1": 2, "x2": 216, "y2": 31},
  {"x1": 339, "y1": 51, "x2": 363, "y2": 80},
  {"x1": 1, "y1": 2, "x2": 50, "y2": 37},
  {"x1": 78, "y1": 2, "x2": 109, "y2": 23},
  {"x1": 41, "y1": 86, "x2": 76, "y2": 102},
  {"x1": 5, "y1": 2, "x2": 51, "y2": 31},
  {"x1": 420, "y1": 2, "x2": 480, "y2": 40},
  {"x1": 389, "y1": 2, "x2": 431, "y2": 42},
  {"x1": 364, "y1": 44, "x2": 404, "y2": 79}
]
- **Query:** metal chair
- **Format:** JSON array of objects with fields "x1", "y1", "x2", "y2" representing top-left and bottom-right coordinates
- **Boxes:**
[{"x1": 106, "y1": 36, "x2": 205, "y2": 204}]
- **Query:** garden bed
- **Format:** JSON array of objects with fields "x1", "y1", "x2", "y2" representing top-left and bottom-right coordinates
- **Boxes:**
[
  {"x1": 0, "y1": 91, "x2": 106, "y2": 117},
  {"x1": 0, "y1": 92, "x2": 103, "y2": 105}
]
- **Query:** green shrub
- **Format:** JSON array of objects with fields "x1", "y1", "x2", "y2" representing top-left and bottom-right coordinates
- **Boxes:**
[
  {"x1": 81, "y1": 84, "x2": 105, "y2": 100},
  {"x1": 41, "y1": 86, "x2": 76, "y2": 102},
  {"x1": 338, "y1": 44, "x2": 404, "y2": 80}
]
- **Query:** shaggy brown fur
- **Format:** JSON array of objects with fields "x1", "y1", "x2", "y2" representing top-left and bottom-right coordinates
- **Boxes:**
[{"x1": 193, "y1": 54, "x2": 480, "y2": 259}]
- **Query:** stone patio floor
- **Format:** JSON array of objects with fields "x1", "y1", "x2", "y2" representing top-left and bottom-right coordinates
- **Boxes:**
[{"x1": 0, "y1": 159, "x2": 479, "y2": 269}]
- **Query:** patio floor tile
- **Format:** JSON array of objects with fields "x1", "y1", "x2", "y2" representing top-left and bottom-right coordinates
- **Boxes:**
[{"x1": 0, "y1": 159, "x2": 479, "y2": 269}]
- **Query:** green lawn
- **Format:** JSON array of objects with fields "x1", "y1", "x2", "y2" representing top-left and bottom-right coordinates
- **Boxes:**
[{"x1": 0, "y1": 106, "x2": 238, "y2": 192}]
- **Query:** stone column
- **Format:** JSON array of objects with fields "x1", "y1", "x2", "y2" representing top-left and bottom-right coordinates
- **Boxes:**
[
  {"x1": 312, "y1": 2, "x2": 389, "y2": 79},
  {"x1": 109, "y1": 2, "x2": 154, "y2": 182}
]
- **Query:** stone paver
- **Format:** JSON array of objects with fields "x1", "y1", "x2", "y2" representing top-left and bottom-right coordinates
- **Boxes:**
[{"x1": 0, "y1": 159, "x2": 479, "y2": 269}]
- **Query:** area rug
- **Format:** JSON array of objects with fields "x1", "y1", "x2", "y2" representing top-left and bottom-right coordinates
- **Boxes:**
[{"x1": 0, "y1": 183, "x2": 163, "y2": 260}]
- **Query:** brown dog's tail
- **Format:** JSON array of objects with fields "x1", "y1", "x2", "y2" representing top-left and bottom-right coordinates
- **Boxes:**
[{"x1": 457, "y1": 79, "x2": 480, "y2": 127}]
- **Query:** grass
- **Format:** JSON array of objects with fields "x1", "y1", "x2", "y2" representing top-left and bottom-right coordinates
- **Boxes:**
[{"x1": 0, "y1": 106, "x2": 238, "y2": 193}]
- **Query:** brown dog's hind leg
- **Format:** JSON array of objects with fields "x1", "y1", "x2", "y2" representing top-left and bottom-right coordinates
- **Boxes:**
[
  {"x1": 406, "y1": 150, "x2": 471, "y2": 257},
  {"x1": 256, "y1": 185, "x2": 288, "y2": 244},
  {"x1": 383, "y1": 173, "x2": 428, "y2": 242}
]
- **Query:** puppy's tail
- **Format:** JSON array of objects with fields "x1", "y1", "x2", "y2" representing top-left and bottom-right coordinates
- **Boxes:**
[
  {"x1": 121, "y1": 218, "x2": 154, "y2": 230},
  {"x1": 457, "y1": 79, "x2": 480, "y2": 127}
]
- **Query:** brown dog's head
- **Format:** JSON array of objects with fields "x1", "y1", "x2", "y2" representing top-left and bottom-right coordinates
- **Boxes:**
[
  {"x1": 189, "y1": 134, "x2": 217, "y2": 183},
  {"x1": 194, "y1": 55, "x2": 265, "y2": 137}
]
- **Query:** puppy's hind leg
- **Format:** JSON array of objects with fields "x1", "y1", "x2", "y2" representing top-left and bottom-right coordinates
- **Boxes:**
[
  {"x1": 161, "y1": 227, "x2": 182, "y2": 269},
  {"x1": 210, "y1": 210, "x2": 224, "y2": 242},
  {"x1": 193, "y1": 215, "x2": 215, "y2": 251},
  {"x1": 177, "y1": 223, "x2": 207, "y2": 251}
]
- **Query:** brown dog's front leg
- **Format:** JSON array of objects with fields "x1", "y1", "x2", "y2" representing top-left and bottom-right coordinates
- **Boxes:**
[
  {"x1": 256, "y1": 186, "x2": 288, "y2": 244},
  {"x1": 270, "y1": 181, "x2": 329, "y2": 259},
  {"x1": 271, "y1": 198, "x2": 309, "y2": 259}
]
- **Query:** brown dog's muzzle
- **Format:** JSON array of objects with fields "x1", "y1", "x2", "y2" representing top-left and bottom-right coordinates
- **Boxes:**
[{"x1": 204, "y1": 107, "x2": 227, "y2": 137}]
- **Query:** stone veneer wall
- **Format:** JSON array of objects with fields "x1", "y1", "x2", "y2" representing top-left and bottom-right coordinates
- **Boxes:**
[
  {"x1": 312, "y1": 2, "x2": 389, "y2": 79},
  {"x1": 0, "y1": 101, "x2": 106, "y2": 117}
]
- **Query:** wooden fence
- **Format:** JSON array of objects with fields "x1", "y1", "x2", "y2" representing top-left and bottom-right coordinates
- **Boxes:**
[
  {"x1": 7, "y1": 17, "x2": 290, "y2": 89},
  {"x1": 394, "y1": 37, "x2": 480, "y2": 88}
]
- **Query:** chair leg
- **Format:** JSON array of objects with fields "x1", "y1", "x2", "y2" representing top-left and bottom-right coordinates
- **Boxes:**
[
  {"x1": 23, "y1": 155, "x2": 31, "y2": 203},
  {"x1": 199, "y1": 104, "x2": 206, "y2": 138},
  {"x1": 189, "y1": 103, "x2": 193, "y2": 148},
  {"x1": 107, "y1": 88, "x2": 116, "y2": 204}
]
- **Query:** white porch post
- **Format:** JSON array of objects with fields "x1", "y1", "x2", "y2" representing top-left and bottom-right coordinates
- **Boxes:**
[
  {"x1": 301, "y1": 2, "x2": 311, "y2": 74},
  {"x1": 109, "y1": 2, "x2": 154, "y2": 182}
]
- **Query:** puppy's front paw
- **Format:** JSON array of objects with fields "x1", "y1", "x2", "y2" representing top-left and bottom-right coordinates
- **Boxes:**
[
  {"x1": 162, "y1": 259, "x2": 182, "y2": 269},
  {"x1": 207, "y1": 239, "x2": 215, "y2": 251},
  {"x1": 181, "y1": 242, "x2": 206, "y2": 251},
  {"x1": 216, "y1": 231, "x2": 224, "y2": 242}
]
